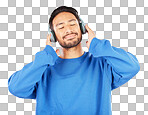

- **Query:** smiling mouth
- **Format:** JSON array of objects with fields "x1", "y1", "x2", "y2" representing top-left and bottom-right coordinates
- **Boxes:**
[{"x1": 65, "y1": 34, "x2": 76, "y2": 40}]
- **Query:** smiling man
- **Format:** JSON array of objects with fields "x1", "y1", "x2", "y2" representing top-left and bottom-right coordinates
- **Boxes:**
[
  {"x1": 51, "y1": 11, "x2": 85, "y2": 59},
  {"x1": 8, "y1": 6, "x2": 140, "y2": 115}
]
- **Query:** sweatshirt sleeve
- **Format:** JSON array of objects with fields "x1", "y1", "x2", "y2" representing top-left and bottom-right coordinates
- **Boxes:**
[
  {"x1": 89, "y1": 37, "x2": 140, "y2": 91},
  {"x1": 8, "y1": 45, "x2": 58, "y2": 99}
]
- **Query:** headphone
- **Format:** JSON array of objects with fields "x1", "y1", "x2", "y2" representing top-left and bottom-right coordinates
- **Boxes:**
[{"x1": 48, "y1": 17, "x2": 87, "y2": 42}]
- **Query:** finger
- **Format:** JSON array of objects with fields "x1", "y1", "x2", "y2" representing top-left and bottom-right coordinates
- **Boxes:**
[
  {"x1": 48, "y1": 33, "x2": 51, "y2": 39},
  {"x1": 47, "y1": 33, "x2": 50, "y2": 37},
  {"x1": 86, "y1": 24, "x2": 93, "y2": 32},
  {"x1": 85, "y1": 24, "x2": 90, "y2": 32},
  {"x1": 46, "y1": 34, "x2": 48, "y2": 43},
  {"x1": 47, "y1": 34, "x2": 51, "y2": 42},
  {"x1": 85, "y1": 24, "x2": 89, "y2": 29},
  {"x1": 46, "y1": 33, "x2": 52, "y2": 46}
]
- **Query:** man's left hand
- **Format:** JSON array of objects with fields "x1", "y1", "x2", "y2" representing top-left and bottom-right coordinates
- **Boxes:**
[{"x1": 85, "y1": 24, "x2": 96, "y2": 50}]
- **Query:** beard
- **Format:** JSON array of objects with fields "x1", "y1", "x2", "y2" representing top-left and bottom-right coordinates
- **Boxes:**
[{"x1": 58, "y1": 34, "x2": 82, "y2": 50}]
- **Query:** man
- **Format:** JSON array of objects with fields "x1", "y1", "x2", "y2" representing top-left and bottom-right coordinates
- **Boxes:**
[{"x1": 8, "y1": 6, "x2": 140, "y2": 115}]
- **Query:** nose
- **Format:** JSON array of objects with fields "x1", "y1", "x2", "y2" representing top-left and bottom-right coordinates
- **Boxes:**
[{"x1": 65, "y1": 25, "x2": 73, "y2": 34}]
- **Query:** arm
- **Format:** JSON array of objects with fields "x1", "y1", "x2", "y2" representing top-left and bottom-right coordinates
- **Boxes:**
[
  {"x1": 89, "y1": 37, "x2": 140, "y2": 90},
  {"x1": 8, "y1": 45, "x2": 58, "y2": 99}
]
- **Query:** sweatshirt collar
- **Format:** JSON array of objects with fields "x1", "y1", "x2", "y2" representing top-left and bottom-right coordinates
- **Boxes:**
[{"x1": 56, "y1": 51, "x2": 87, "y2": 63}]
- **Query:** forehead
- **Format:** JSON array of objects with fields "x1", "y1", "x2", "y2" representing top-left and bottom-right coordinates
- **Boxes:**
[{"x1": 52, "y1": 12, "x2": 77, "y2": 26}]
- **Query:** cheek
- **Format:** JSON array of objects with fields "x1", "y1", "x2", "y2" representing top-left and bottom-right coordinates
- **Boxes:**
[
  {"x1": 77, "y1": 25, "x2": 82, "y2": 33},
  {"x1": 55, "y1": 30, "x2": 62, "y2": 38},
  {"x1": 78, "y1": 27, "x2": 82, "y2": 36},
  {"x1": 57, "y1": 33, "x2": 65, "y2": 41}
]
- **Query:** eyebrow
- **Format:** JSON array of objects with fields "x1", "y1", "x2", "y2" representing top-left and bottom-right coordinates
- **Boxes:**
[{"x1": 56, "y1": 19, "x2": 76, "y2": 27}]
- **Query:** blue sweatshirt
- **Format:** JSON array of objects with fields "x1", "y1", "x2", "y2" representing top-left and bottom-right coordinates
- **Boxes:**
[{"x1": 8, "y1": 37, "x2": 140, "y2": 115}]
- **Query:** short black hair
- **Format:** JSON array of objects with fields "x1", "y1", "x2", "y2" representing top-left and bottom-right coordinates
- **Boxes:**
[{"x1": 49, "y1": 6, "x2": 80, "y2": 32}]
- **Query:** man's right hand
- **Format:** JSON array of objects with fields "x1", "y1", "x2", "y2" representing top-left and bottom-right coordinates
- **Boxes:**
[{"x1": 46, "y1": 33, "x2": 60, "y2": 56}]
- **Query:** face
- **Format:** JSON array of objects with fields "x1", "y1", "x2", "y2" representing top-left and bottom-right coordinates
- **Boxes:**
[{"x1": 52, "y1": 12, "x2": 82, "y2": 49}]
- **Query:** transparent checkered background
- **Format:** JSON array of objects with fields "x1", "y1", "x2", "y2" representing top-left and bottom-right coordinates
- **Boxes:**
[{"x1": 0, "y1": 0, "x2": 147, "y2": 115}]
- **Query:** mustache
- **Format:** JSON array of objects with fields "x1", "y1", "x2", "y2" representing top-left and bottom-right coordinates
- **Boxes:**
[{"x1": 63, "y1": 32, "x2": 78, "y2": 39}]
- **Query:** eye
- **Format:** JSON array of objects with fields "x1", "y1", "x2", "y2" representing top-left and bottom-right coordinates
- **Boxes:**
[
  {"x1": 70, "y1": 24, "x2": 75, "y2": 26},
  {"x1": 59, "y1": 27, "x2": 64, "y2": 29},
  {"x1": 59, "y1": 24, "x2": 75, "y2": 30}
]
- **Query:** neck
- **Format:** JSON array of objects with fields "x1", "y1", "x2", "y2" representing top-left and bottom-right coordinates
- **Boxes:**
[{"x1": 59, "y1": 43, "x2": 84, "y2": 59}]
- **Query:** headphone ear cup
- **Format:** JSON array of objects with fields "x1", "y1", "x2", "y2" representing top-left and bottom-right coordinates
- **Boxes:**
[
  {"x1": 79, "y1": 23, "x2": 83, "y2": 34},
  {"x1": 52, "y1": 31, "x2": 57, "y2": 42},
  {"x1": 79, "y1": 17, "x2": 87, "y2": 34},
  {"x1": 48, "y1": 24, "x2": 57, "y2": 42}
]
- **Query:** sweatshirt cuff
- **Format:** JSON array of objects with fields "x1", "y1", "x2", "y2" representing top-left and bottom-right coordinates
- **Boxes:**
[
  {"x1": 43, "y1": 45, "x2": 58, "y2": 62},
  {"x1": 89, "y1": 37, "x2": 101, "y2": 54}
]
